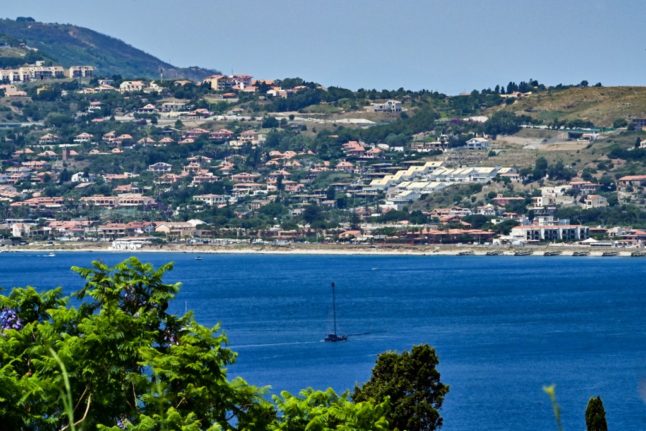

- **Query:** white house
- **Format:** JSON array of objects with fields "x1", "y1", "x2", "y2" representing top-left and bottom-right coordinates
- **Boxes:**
[
  {"x1": 465, "y1": 137, "x2": 490, "y2": 150},
  {"x1": 148, "y1": 162, "x2": 172, "y2": 174},
  {"x1": 371, "y1": 100, "x2": 402, "y2": 113},
  {"x1": 194, "y1": 194, "x2": 234, "y2": 207},
  {"x1": 119, "y1": 80, "x2": 145, "y2": 93}
]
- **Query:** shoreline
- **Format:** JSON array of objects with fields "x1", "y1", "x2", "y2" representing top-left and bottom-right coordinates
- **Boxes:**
[{"x1": 2, "y1": 242, "x2": 644, "y2": 257}]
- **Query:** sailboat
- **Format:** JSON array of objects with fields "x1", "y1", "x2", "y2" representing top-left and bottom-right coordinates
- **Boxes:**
[{"x1": 324, "y1": 282, "x2": 347, "y2": 342}]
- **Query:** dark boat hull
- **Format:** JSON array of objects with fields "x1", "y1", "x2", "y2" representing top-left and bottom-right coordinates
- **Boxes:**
[{"x1": 324, "y1": 333, "x2": 348, "y2": 342}]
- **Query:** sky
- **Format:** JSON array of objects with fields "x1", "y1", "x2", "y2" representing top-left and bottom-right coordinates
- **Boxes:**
[{"x1": 2, "y1": 0, "x2": 646, "y2": 94}]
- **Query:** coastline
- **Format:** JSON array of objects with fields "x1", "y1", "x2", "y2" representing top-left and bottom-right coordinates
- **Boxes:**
[{"x1": 2, "y1": 242, "x2": 644, "y2": 257}]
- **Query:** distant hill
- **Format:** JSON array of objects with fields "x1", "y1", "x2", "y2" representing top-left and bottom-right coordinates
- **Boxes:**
[
  {"x1": 492, "y1": 86, "x2": 646, "y2": 127},
  {"x1": 0, "y1": 17, "x2": 218, "y2": 80}
]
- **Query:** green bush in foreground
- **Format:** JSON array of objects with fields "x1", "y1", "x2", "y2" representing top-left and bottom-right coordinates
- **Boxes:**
[{"x1": 0, "y1": 258, "x2": 405, "y2": 430}]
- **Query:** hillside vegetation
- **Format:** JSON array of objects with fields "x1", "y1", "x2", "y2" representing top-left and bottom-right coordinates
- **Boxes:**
[
  {"x1": 495, "y1": 86, "x2": 646, "y2": 127},
  {"x1": 0, "y1": 17, "x2": 217, "y2": 80}
]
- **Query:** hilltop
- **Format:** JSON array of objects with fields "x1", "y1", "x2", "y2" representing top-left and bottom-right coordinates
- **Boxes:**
[
  {"x1": 0, "y1": 17, "x2": 217, "y2": 80},
  {"x1": 492, "y1": 86, "x2": 646, "y2": 127}
]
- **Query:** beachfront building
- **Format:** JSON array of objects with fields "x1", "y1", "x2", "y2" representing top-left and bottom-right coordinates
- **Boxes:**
[
  {"x1": 510, "y1": 223, "x2": 589, "y2": 243},
  {"x1": 155, "y1": 222, "x2": 196, "y2": 239},
  {"x1": 111, "y1": 237, "x2": 153, "y2": 250}
]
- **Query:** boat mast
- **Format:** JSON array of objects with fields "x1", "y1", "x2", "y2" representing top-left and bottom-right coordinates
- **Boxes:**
[{"x1": 331, "y1": 282, "x2": 337, "y2": 336}]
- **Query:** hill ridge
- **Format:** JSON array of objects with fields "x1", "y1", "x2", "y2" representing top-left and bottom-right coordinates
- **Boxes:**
[{"x1": 0, "y1": 17, "x2": 218, "y2": 80}]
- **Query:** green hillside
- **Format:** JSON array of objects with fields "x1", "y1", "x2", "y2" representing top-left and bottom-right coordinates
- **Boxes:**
[
  {"x1": 493, "y1": 86, "x2": 646, "y2": 127},
  {"x1": 0, "y1": 17, "x2": 218, "y2": 80}
]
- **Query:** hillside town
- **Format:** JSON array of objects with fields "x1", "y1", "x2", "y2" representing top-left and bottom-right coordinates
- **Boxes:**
[{"x1": 0, "y1": 66, "x2": 645, "y2": 253}]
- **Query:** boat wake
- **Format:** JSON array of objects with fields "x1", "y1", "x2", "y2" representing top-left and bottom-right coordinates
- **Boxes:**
[{"x1": 231, "y1": 340, "x2": 321, "y2": 349}]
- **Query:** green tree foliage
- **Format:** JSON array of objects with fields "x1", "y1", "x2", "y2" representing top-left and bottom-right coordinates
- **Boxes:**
[
  {"x1": 302, "y1": 204, "x2": 330, "y2": 229},
  {"x1": 490, "y1": 219, "x2": 520, "y2": 235},
  {"x1": 262, "y1": 116, "x2": 280, "y2": 128},
  {"x1": 585, "y1": 397, "x2": 608, "y2": 431},
  {"x1": 505, "y1": 198, "x2": 530, "y2": 215},
  {"x1": 270, "y1": 88, "x2": 323, "y2": 112},
  {"x1": 547, "y1": 161, "x2": 576, "y2": 181},
  {"x1": 270, "y1": 388, "x2": 389, "y2": 431},
  {"x1": 0, "y1": 258, "x2": 388, "y2": 430},
  {"x1": 484, "y1": 111, "x2": 527, "y2": 136},
  {"x1": 333, "y1": 108, "x2": 440, "y2": 146},
  {"x1": 555, "y1": 205, "x2": 646, "y2": 228},
  {"x1": 566, "y1": 119, "x2": 595, "y2": 129},
  {"x1": 585, "y1": 396, "x2": 608, "y2": 431},
  {"x1": 353, "y1": 344, "x2": 448, "y2": 431},
  {"x1": 607, "y1": 146, "x2": 646, "y2": 162},
  {"x1": 45, "y1": 112, "x2": 74, "y2": 128},
  {"x1": 533, "y1": 157, "x2": 549, "y2": 179},
  {"x1": 462, "y1": 214, "x2": 490, "y2": 229}
]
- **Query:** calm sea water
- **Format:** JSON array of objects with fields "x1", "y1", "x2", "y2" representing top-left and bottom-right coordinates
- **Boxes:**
[{"x1": 1, "y1": 252, "x2": 645, "y2": 430}]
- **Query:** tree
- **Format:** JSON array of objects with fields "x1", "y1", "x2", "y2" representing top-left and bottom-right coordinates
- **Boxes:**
[
  {"x1": 613, "y1": 118, "x2": 628, "y2": 129},
  {"x1": 533, "y1": 157, "x2": 549, "y2": 180},
  {"x1": 547, "y1": 160, "x2": 575, "y2": 181},
  {"x1": 353, "y1": 344, "x2": 449, "y2": 431},
  {"x1": 491, "y1": 219, "x2": 520, "y2": 235},
  {"x1": 270, "y1": 388, "x2": 389, "y2": 431},
  {"x1": 585, "y1": 396, "x2": 608, "y2": 431},
  {"x1": 303, "y1": 204, "x2": 324, "y2": 225},
  {"x1": 484, "y1": 111, "x2": 524, "y2": 136},
  {"x1": 0, "y1": 258, "x2": 275, "y2": 430},
  {"x1": 58, "y1": 168, "x2": 72, "y2": 184},
  {"x1": 45, "y1": 112, "x2": 74, "y2": 128},
  {"x1": 0, "y1": 258, "x2": 389, "y2": 430},
  {"x1": 462, "y1": 214, "x2": 489, "y2": 229},
  {"x1": 262, "y1": 116, "x2": 279, "y2": 128}
]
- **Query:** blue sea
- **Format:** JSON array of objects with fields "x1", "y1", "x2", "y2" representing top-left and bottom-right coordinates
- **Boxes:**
[{"x1": 1, "y1": 252, "x2": 645, "y2": 430}]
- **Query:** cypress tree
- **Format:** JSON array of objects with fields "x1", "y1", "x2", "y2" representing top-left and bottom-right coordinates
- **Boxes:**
[{"x1": 585, "y1": 396, "x2": 608, "y2": 431}]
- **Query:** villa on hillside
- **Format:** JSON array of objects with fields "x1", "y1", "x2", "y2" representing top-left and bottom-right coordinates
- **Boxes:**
[
  {"x1": 371, "y1": 100, "x2": 402, "y2": 112},
  {"x1": 465, "y1": 137, "x2": 490, "y2": 150}
]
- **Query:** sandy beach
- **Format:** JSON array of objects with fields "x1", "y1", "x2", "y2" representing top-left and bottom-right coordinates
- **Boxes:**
[{"x1": 2, "y1": 242, "x2": 645, "y2": 257}]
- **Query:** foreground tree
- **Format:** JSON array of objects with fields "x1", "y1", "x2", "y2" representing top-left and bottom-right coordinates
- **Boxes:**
[
  {"x1": 0, "y1": 258, "x2": 388, "y2": 430},
  {"x1": 270, "y1": 388, "x2": 389, "y2": 431},
  {"x1": 353, "y1": 344, "x2": 449, "y2": 431},
  {"x1": 585, "y1": 396, "x2": 608, "y2": 431}
]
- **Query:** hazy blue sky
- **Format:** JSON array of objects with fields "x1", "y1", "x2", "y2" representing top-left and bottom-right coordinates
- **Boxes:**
[{"x1": 2, "y1": 0, "x2": 646, "y2": 94}]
